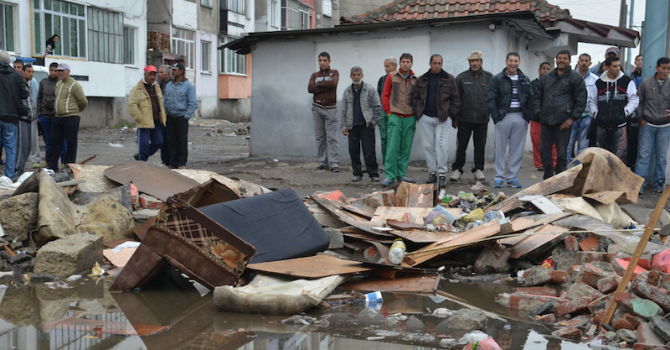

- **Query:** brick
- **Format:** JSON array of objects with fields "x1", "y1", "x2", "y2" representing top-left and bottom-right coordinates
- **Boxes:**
[
  {"x1": 613, "y1": 258, "x2": 649, "y2": 277},
  {"x1": 566, "y1": 282, "x2": 603, "y2": 300},
  {"x1": 525, "y1": 267, "x2": 569, "y2": 286},
  {"x1": 648, "y1": 270, "x2": 670, "y2": 287},
  {"x1": 615, "y1": 293, "x2": 664, "y2": 319},
  {"x1": 568, "y1": 265, "x2": 582, "y2": 279},
  {"x1": 634, "y1": 281, "x2": 670, "y2": 313},
  {"x1": 623, "y1": 313, "x2": 643, "y2": 329},
  {"x1": 614, "y1": 318, "x2": 636, "y2": 331},
  {"x1": 536, "y1": 313, "x2": 556, "y2": 325},
  {"x1": 593, "y1": 309, "x2": 607, "y2": 326},
  {"x1": 555, "y1": 297, "x2": 590, "y2": 317},
  {"x1": 575, "y1": 262, "x2": 617, "y2": 288},
  {"x1": 496, "y1": 292, "x2": 564, "y2": 312},
  {"x1": 565, "y1": 236, "x2": 580, "y2": 251},
  {"x1": 589, "y1": 295, "x2": 613, "y2": 313},
  {"x1": 553, "y1": 249, "x2": 578, "y2": 271},
  {"x1": 579, "y1": 236, "x2": 599, "y2": 252},
  {"x1": 637, "y1": 322, "x2": 666, "y2": 346},
  {"x1": 651, "y1": 315, "x2": 670, "y2": 343},
  {"x1": 598, "y1": 275, "x2": 622, "y2": 294},
  {"x1": 577, "y1": 251, "x2": 609, "y2": 264},
  {"x1": 139, "y1": 194, "x2": 164, "y2": 210},
  {"x1": 562, "y1": 315, "x2": 591, "y2": 329},
  {"x1": 552, "y1": 326, "x2": 583, "y2": 339},
  {"x1": 514, "y1": 286, "x2": 558, "y2": 297},
  {"x1": 634, "y1": 344, "x2": 670, "y2": 350}
]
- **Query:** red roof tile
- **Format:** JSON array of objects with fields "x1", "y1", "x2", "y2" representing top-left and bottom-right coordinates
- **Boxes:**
[{"x1": 341, "y1": 0, "x2": 570, "y2": 25}]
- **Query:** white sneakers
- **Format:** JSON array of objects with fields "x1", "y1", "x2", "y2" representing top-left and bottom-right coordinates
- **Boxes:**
[
  {"x1": 449, "y1": 169, "x2": 486, "y2": 181},
  {"x1": 474, "y1": 169, "x2": 486, "y2": 181},
  {"x1": 450, "y1": 170, "x2": 462, "y2": 181}
]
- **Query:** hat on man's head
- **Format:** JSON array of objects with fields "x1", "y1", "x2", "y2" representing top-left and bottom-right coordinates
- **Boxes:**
[
  {"x1": 144, "y1": 65, "x2": 157, "y2": 73},
  {"x1": 467, "y1": 51, "x2": 483, "y2": 61},
  {"x1": 56, "y1": 63, "x2": 70, "y2": 71},
  {"x1": 170, "y1": 62, "x2": 185, "y2": 71},
  {"x1": 605, "y1": 47, "x2": 620, "y2": 56}
]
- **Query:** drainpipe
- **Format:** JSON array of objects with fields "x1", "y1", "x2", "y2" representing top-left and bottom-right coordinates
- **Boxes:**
[
  {"x1": 626, "y1": 0, "x2": 634, "y2": 73},
  {"x1": 641, "y1": 0, "x2": 668, "y2": 78}
]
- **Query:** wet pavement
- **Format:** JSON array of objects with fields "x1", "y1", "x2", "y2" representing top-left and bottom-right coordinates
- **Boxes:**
[{"x1": 0, "y1": 270, "x2": 594, "y2": 350}]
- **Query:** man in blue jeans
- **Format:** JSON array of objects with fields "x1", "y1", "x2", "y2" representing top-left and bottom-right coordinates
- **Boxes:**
[
  {"x1": 567, "y1": 53, "x2": 598, "y2": 165},
  {"x1": 0, "y1": 51, "x2": 29, "y2": 178},
  {"x1": 37, "y1": 62, "x2": 67, "y2": 166},
  {"x1": 635, "y1": 57, "x2": 670, "y2": 193}
]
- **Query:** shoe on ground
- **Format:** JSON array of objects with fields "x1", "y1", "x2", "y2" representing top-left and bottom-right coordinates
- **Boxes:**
[
  {"x1": 382, "y1": 178, "x2": 393, "y2": 187},
  {"x1": 316, "y1": 165, "x2": 326, "y2": 170},
  {"x1": 352, "y1": 175, "x2": 362, "y2": 182},
  {"x1": 450, "y1": 169, "x2": 462, "y2": 181},
  {"x1": 0, "y1": 159, "x2": 4, "y2": 165},
  {"x1": 371, "y1": 176, "x2": 380, "y2": 182},
  {"x1": 133, "y1": 153, "x2": 139, "y2": 161},
  {"x1": 397, "y1": 176, "x2": 415, "y2": 183},
  {"x1": 426, "y1": 172, "x2": 437, "y2": 184},
  {"x1": 493, "y1": 180, "x2": 503, "y2": 188},
  {"x1": 474, "y1": 169, "x2": 486, "y2": 181},
  {"x1": 508, "y1": 179, "x2": 522, "y2": 188},
  {"x1": 331, "y1": 167, "x2": 340, "y2": 173},
  {"x1": 178, "y1": 166, "x2": 186, "y2": 169},
  {"x1": 537, "y1": 167, "x2": 544, "y2": 171},
  {"x1": 32, "y1": 162, "x2": 41, "y2": 169},
  {"x1": 639, "y1": 188, "x2": 644, "y2": 195},
  {"x1": 439, "y1": 175, "x2": 447, "y2": 187},
  {"x1": 657, "y1": 186, "x2": 665, "y2": 193}
]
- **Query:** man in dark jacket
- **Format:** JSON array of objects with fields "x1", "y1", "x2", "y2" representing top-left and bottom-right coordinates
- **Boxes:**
[
  {"x1": 534, "y1": 50, "x2": 587, "y2": 180},
  {"x1": 0, "y1": 51, "x2": 29, "y2": 178},
  {"x1": 377, "y1": 57, "x2": 396, "y2": 163},
  {"x1": 634, "y1": 57, "x2": 670, "y2": 193},
  {"x1": 38, "y1": 62, "x2": 67, "y2": 167},
  {"x1": 412, "y1": 54, "x2": 460, "y2": 187},
  {"x1": 487, "y1": 52, "x2": 534, "y2": 188},
  {"x1": 451, "y1": 50, "x2": 492, "y2": 182},
  {"x1": 587, "y1": 56, "x2": 638, "y2": 162}
]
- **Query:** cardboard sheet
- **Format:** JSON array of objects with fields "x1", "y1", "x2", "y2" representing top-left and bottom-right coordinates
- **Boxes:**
[
  {"x1": 341, "y1": 273, "x2": 441, "y2": 293},
  {"x1": 103, "y1": 248, "x2": 137, "y2": 268},
  {"x1": 104, "y1": 162, "x2": 200, "y2": 201},
  {"x1": 247, "y1": 255, "x2": 372, "y2": 278}
]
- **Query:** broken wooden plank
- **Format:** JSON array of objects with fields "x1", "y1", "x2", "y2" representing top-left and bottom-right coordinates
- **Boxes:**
[
  {"x1": 394, "y1": 182, "x2": 434, "y2": 207},
  {"x1": 387, "y1": 220, "x2": 425, "y2": 231},
  {"x1": 246, "y1": 255, "x2": 372, "y2": 278},
  {"x1": 498, "y1": 213, "x2": 573, "y2": 245},
  {"x1": 583, "y1": 191, "x2": 625, "y2": 205},
  {"x1": 341, "y1": 273, "x2": 440, "y2": 293},
  {"x1": 342, "y1": 203, "x2": 375, "y2": 220},
  {"x1": 509, "y1": 224, "x2": 570, "y2": 259},
  {"x1": 519, "y1": 195, "x2": 564, "y2": 214}
]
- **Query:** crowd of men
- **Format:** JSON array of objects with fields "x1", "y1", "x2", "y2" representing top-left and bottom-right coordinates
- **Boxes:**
[
  {"x1": 309, "y1": 47, "x2": 670, "y2": 193},
  {"x1": 0, "y1": 50, "x2": 199, "y2": 180}
]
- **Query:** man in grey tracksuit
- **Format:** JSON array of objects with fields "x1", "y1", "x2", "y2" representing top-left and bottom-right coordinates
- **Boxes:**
[{"x1": 341, "y1": 66, "x2": 381, "y2": 182}]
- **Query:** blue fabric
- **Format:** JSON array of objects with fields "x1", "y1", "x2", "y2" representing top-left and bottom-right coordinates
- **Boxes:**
[
  {"x1": 635, "y1": 125, "x2": 670, "y2": 189},
  {"x1": 29, "y1": 78, "x2": 38, "y2": 107},
  {"x1": 567, "y1": 117, "x2": 591, "y2": 165},
  {"x1": 164, "y1": 78, "x2": 198, "y2": 119},
  {"x1": 137, "y1": 127, "x2": 164, "y2": 161},
  {"x1": 39, "y1": 116, "x2": 67, "y2": 164},
  {"x1": 0, "y1": 120, "x2": 17, "y2": 178}
]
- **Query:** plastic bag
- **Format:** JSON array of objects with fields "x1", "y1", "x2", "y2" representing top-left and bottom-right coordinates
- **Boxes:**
[
  {"x1": 462, "y1": 209, "x2": 485, "y2": 223},
  {"x1": 485, "y1": 210, "x2": 505, "y2": 223},
  {"x1": 461, "y1": 332, "x2": 502, "y2": 350},
  {"x1": 426, "y1": 205, "x2": 455, "y2": 226},
  {"x1": 401, "y1": 211, "x2": 415, "y2": 223}
]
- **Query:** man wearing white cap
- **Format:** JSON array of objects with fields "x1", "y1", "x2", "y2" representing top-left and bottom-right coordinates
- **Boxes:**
[
  {"x1": 47, "y1": 63, "x2": 88, "y2": 172},
  {"x1": 129, "y1": 65, "x2": 166, "y2": 162}
]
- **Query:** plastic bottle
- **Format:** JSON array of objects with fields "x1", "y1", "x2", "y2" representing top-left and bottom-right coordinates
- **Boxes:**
[{"x1": 388, "y1": 239, "x2": 406, "y2": 264}]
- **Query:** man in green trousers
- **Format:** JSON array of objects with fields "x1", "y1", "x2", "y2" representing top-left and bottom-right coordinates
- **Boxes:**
[
  {"x1": 377, "y1": 57, "x2": 397, "y2": 164},
  {"x1": 381, "y1": 53, "x2": 417, "y2": 186}
]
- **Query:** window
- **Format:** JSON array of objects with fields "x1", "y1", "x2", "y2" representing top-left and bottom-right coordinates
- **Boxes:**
[
  {"x1": 281, "y1": 0, "x2": 310, "y2": 30},
  {"x1": 270, "y1": 0, "x2": 278, "y2": 27},
  {"x1": 0, "y1": 3, "x2": 15, "y2": 52},
  {"x1": 172, "y1": 27, "x2": 195, "y2": 69},
  {"x1": 87, "y1": 7, "x2": 123, "y2": 63},
  {"x1": 123, "y1": 26, "x2": 135, "y2": 65},
  {"x1": 200, "y1": 40, "x2": 211, "y2": 73},
  {"x1": 33, "y1": 0, "x2": 86, "y2": 58},
  {"x1": 220, "y1": 37, "x2": 245, "y2": 74},
  {"x1": 201, "y1": 0, "x2": 211, "y2": 7},
  {"x1": 225, "y1": 0, "x2": 245, "y2": 15}
]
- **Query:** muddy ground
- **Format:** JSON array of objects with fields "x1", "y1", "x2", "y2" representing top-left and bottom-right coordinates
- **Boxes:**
[{"x1": 0, "y1": 122, "x2": 663, "y2": 349}]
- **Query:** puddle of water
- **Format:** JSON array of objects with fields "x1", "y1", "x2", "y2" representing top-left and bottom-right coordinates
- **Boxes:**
[{"x1": 0, "y1": 272, "x2": 592, "y2": 350}]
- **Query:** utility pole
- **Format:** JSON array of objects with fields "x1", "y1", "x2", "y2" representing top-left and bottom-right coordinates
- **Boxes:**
[
  {"x1": 627, "y1": 0, "x2": 635, "y2": 73},
  {"x1": 619, "y1": 0, "x2": 627, "y2": 68}
]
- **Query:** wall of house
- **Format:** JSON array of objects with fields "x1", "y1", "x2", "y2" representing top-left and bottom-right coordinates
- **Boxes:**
[
  {"x1": 338, "y1": 0, "x2": 392, "y2": 20},
  {"x1": 255, "y1": 0, "x2": 281, "y2": 32}
]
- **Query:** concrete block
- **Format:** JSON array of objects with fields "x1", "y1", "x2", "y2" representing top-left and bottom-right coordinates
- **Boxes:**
[
  {"x1": 0, "y1": 192, "x2": 39, "y2": 242},
  {"x1": 552, "y1": 326, "x2": 582, "y2": 339},
  {"x1": 553, "y1": 249, "x2": 577, "y2": 271},
  {"x1": 324, "y1": 228, "x2": 344, "y2": 249},
  {"x1": 34, "y1": 233, "x2": 103, "y2": 279},
  {"x1": 525, "y1": 267, "x2": 569, "y2": 286},
  {"x1": 598, "y1": 275, "x2": 622, "y2": 294},
  {"x1": 618, "y1": 329, "x2": 638, "y2": 343},
  {"x1": 446, "y1": 308, "x2": 487, "y2": 330},
  {"x1": 514, "y1": 286, "x2": 558, "y2": 297},
  {"x1": 615, "y1": 293, "x2": 664, "y2": 319},
  {"x1": 139, "y1": 194, "x2": 163, "y2": 210},
  {"x1": 566, "y1": 282, "x2": 604, "y2": 300},
  {"x1": 634, "y1": 281, "x2": 670, "y2": 313},
  {"x1": 637, "y1": 322, "x2": 666, "y2": 346},
  {"x1": 651, "y1": 315, "x2": 670, "y2": 343},
  {"x1": 474, "y1": 244, "x2": 511, "y2": 273},
  {"x1": 496, "y1": 292, "x2": 564, "y2": 311}
]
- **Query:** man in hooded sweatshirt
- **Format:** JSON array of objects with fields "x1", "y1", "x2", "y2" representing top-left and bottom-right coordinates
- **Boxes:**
[{"x1": 588, "y1": 56, "x2": 639, "y2": 161}]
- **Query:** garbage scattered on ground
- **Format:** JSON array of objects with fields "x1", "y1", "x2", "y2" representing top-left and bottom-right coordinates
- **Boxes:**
[{"x1": 3, "y1": 148, "x2": 670, "y2": 348}]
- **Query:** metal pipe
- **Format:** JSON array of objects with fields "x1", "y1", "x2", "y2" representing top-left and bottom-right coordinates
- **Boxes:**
[
  {"x1": 641, "y1": 0, "x2": 668, "y2": 78},
  {"x1": 627, "y1": 0, "x2": 635, "y2": 73}
]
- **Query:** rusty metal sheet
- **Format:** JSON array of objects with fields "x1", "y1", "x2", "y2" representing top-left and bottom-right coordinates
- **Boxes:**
[
  {"x1": 394, "y1": 182, "x2": 434, "y2": 207},
  {"x1": 509, "y1": 224, "x2": 570, "y2": 259},
  {"x1": 341, "y1": 273, "x2": 440, "y2": 293},
  {"x1": 247, "y1": 255, "x2": 372, "y2": 278},
  {"x1": 104, "y1": 162, "x2": 200, "y2": 201}
]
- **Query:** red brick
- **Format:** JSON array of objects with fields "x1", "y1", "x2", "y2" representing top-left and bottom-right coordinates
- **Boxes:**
[
  {"x1": 649, "y1": 270, "x2": 661, "y2": 287},
  {"x1": 139, "y1": 194, "x2": 163, "y2": 210},
  {"x1": 576, "y1": 262, "x2": 616, "y2": 288},
  {"x1": 497, "y1": 292, "x2": 564, "y2": 311},
  {"x1": 536, "y1": 313, "x2": 556, "y2": 325},
  {"x1": 614, "y1": 318, "x2": 636, "y2": 331},
  {"x1": 552, "y1": 326, "x2": 583, "y2": 339},
  {"x1": 562, "y1": 315, "x2": 591, "y2": 328},
  {"x1": 555, "y1": 297, "x2": 590, "y2": 317},
  {"x1": 623, "y1": 313, "x2": 642, "y2": 329},
  {"x1": 598, "y1": 275, "x2": 622, "y2": 294},
  {"x1": 634, "y1": 281, "x2": 670, "y2": 312},
  {"x1": 565, "y1": 236, "x2": 580, "y2": 251},
  {"x1": 525, "y1": 267, "x2": 569, "y2": 286},
  {"x1": 593, "y1": 309, "x2": 607, "y2": 326},
  {"x1": 589, "y1": 295, "x2": 613, "y2": 313},
  {"x1": 577, "y1": 251, "x2": 609, "y2": 264},
  {"x1": 568, "y1": 265, "x2": 582, "y2": 279},
  {"x1": 514, "y1": 287, "x2": 558, "y2": 297},
  {"x1": 579, "y1": 236, "x2": 598, "y2": 252}
]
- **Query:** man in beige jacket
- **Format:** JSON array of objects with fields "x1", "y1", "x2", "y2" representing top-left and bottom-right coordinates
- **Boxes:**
[
  {"x1": 128, "y1": 65, "x2": 166, "y2": 162},
  {"x1": 47, "y1": 63, "x2": 87, "y2": 172}
]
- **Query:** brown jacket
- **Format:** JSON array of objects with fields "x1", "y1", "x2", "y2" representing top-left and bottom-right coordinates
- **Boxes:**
[
  {"x1": 412, "y1": 69, "x2": 461, "y2": 122},
  {"x1": 308, "y1": 68, "x2": 339, "y2": 107},
  {"x1": 382, "y1": 70, "x2": 418, "y2": 117}
]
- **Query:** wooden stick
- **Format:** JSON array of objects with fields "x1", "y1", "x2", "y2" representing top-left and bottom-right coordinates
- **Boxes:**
[
  {"x1": 601, "y1": 185, "x2": 670, "y2": 327},
  {"x1": 79, "y1": 155, "x2": 97, "y2": 165},
  {"x1": 3, "y1": 244, "x2": 15, "y2": 257}
]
